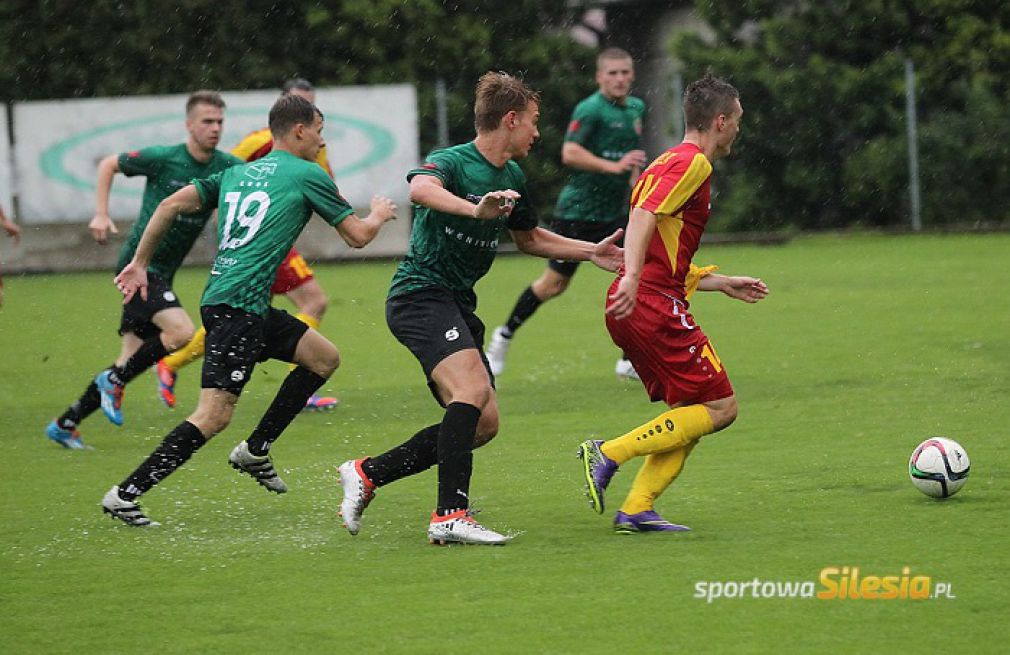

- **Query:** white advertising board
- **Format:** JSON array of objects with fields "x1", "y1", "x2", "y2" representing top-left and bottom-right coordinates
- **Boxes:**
[{"x1": 14, "y1": 85, "x2": 418, "y2": 224}]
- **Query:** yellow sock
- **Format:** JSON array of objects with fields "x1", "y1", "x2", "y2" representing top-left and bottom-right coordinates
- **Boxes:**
[
  {"x1": 601, "y1": 404, "x2": 714, "y2": 465},
  {"x1": 291, "y1": 313, "x2": 321, "y2": 372},
  {"x1": 295, "y1": 312, "x2": 321, "y2": 330},
  {"x1": 162, "y1": 326, "x2": 207, "y2": 372},
  {"x1": 620, "y1": 442, "x2": 697, "y2": 514}
]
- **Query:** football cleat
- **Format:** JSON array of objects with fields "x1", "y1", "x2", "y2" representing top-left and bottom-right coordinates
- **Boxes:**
[
  {"x1": 303, "y1": 394, "x2": 340, "y2": 412},
  {"x1": 614, "y1": 510, "x2": 691, "y2": 534},
  {"x1": 45, "y1": 419, "x2": 90, "y2": 450},
  {"x1": 156, "y1": 359, "x2": 177, "y2": 409},
  {"x1": 427, "y1": 509, "x2": 508, "y2": 546},
  {"x1": 577, "y1": 439, "x2": 619, "y2": 514},
  {"x1": 101, "y1": 486, "x2": 159, "y2": 527},
  {"x1": 615, "y1": 358, "x2": 641, "y2": 381},
  {"x1": 336, "y1": 459, "x2": 376, "y2": 536},
  {"x1": 228, "y1": 441, "x2": 288, "y2": 493},
  {"x1": 484, "y1": 326, "x2": 512, "y2": 376},
  {"x1": 94, "y1": 369, "x2": 125, "y2": 426}
]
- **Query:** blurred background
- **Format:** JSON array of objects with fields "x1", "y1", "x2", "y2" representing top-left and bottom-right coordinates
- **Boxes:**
[{"x1": 1, "y1": 0, "x2": 1007, "y2": 272}]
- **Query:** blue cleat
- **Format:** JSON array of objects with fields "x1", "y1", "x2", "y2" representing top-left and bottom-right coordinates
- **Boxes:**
[
  {"x1": 45, "y1": 419, "x2": 91, "y2": 450},
  {"x1": 95, "y1": 370, "x2": 124, "y2": 426},
  {"x1": 577, "y1": 439, "x2": 619, "y2": 514},
  {"x1": 614, "y1": 510, "x2": 691, "y2": 534}
]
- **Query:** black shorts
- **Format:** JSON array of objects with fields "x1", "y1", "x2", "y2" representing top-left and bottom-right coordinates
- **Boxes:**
[
  {"x1": 386, "y1": 288, "x2": 494, "y2": 406},
  {"x1": 200, "y1": 304, "x2": 309, "y2": 395},
  {"x1": 546, "y1": 217, "x2": 627, "y2": 277},
  {"x1": 118, "y1": 272, "x2": 183, "y2": 339}
]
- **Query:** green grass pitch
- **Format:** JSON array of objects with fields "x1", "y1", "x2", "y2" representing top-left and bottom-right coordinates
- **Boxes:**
[{"x1": 1, "y1": 232, "x2": 1007, "y2": 653}]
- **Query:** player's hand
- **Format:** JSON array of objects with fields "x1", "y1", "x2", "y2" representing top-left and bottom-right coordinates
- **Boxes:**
[
  {"x1": 1, "y1": 217, "x2": 21, "y2": 244},
  {"x1": 607, "y1": 274, "x2": 638, "y2": 320},
  {"x1": 370, "y1": 195, "x2": 398, "y2": 222},
  {"x1": 114, "y1": 261, "x2": 148, "y2": 303},
  {"x1": 613, "y1": 149, "x2": 648, "y2": 173},
  {"x1": 88, "y1": 213, "x2": 118, "y2": 245},
  {"x1": 590, "y1": 228, "x2": 624, "y2": 273},
  {"x1": 473, "y1": 190, "x2": 521, "y2": 220},
  {"x1": 721, "y1": 276, "x2": 769, "y2": 303}
]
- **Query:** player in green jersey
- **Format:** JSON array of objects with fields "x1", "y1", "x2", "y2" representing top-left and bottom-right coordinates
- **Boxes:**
[
  {"x1": 45, "y1": 91, "x2": 244, "y2": 450},
  {"x1": 100, "y1": 94, "x2": 396, "y2": 526},
  {"x1": 485, "y1": 48, "x2": 647, "y2": 380},
  {"x1": 336, "y1": 72, "x2": 624, "y2": 546}
]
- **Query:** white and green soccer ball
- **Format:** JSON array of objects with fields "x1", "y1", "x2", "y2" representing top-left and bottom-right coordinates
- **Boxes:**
[{"x1": 909, "y1": 437, "x2": 970, "y2": 498}]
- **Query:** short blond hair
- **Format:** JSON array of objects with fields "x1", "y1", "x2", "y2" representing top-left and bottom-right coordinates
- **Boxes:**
[{"x1": 473, "y1": 72, "x2": 541, "y2": 133}]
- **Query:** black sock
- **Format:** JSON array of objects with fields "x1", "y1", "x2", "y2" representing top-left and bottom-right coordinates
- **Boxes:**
[
  {"x1": 503, "y1": 286, "x2": 544, "y2": 337},
  {"x1": 437, "y1": 402, "x2": 481, "y2": 514},
  {"x1": 117, "y1": 421, "x2": 206, "y2": 500},
  {"x1": 361, "y1": 424, "x2": 440, "y2": 486},
  {"x1": 116, "y1": 336, "x2": 170, "y2": 384},
  {"x1": 57, "y1": 375, "x2": 106, "y2": 427},
  {"x1": 246, "y1": 367, "x2": 326, "y2": 456}
]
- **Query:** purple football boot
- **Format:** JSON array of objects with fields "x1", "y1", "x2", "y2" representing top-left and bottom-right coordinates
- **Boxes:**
[
  {"x1": 614, "y1": 510, "x2": 691, "y2": 533},
  {"x1": 577, "y1": 439, "x2": 618, "y2": 514}
]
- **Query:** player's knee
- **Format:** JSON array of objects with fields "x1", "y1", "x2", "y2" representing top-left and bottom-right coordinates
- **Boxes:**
[
  {"x1": 450, "y1": 383, "x2": 492, "y2": 411},
  {"x1": 312, "y1": 343, "x2": 340, "y2": 378},
  {"x1": 191, "y1": 406, "x2": 233, "y2": 437},
  {"x1": 161, "y1": 325, "x2": 195, "y2": 351}
]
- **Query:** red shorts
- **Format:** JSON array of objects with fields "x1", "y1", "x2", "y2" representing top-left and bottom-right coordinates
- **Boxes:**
[
  {"x1": 270, "y1": 248, "x2": 315, "y2": 295},
  {"x1": 605, "y1": 280, "x2": 734, "y2": 405}
]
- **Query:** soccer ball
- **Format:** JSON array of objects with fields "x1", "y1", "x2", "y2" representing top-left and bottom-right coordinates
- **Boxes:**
[{"x1": 908, "y1": 437, "x2": 970, "y2": 498}]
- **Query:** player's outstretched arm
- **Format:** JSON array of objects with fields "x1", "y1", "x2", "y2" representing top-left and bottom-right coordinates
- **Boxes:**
[
  {"x1": 114, "y1": 185, "x2": 203, "y2": 303},
  {"x1": 89, "y1": 154, "x2": 121, "y2": 245},
  {"x1": 335, "y1": 196, "x2": 397, "y2": 248},
  {"x1": 409, "y1": 175, "x2": 519, "y2": 220},
  {"x1": 698, "y1": 274, "x2": 769, "y2": 303}
]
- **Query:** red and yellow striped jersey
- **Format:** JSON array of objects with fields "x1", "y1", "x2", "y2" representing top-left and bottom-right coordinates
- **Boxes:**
[
  {"x1": 230, "y1": 127, "x2": 333, "y2": 177},
  {"x1": 628, "y1": 143, "x2": 713, "y2": 301}
]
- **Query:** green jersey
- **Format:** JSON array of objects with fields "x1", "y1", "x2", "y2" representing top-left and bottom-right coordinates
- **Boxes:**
[
  {"x1": 116, "y1": 144, "x2": 243, "y2": 282},
  {"x1": 193, "y1": 150, "x2": 354, "y2": 316},
  {"x1": 554, "y1": 92, "x2": 646, "y2": 223},
  {"x1": 390, "y1": 142, "x2": 537, "y2": 312}
]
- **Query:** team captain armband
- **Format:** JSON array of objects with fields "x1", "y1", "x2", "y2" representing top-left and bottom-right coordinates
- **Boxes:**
[{"x1": 685, "y1": 264, "x2": 718, "y2": 299}]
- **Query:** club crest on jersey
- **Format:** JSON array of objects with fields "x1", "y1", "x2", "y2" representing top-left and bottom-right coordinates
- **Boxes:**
[
  {"x1": 445, "y1": 327, "x2": 460, "y2": 342},
  {"x1": 245, "y1": 161, "x2": 278, "y2": 180}
]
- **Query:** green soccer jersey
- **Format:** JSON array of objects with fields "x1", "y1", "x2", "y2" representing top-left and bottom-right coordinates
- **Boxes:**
[
  {"x1": 389, "y1": 141, "x2": 538, "y2": 312},
  {"x1": 554, "y1": 92, "x2": 646, "y2": 223},
  {"x1": 115, "y1": 144, "x2": 243, "y2": 282},
  {"x1": 193, "y1": 150, "x2": 354, "y2": 317}
]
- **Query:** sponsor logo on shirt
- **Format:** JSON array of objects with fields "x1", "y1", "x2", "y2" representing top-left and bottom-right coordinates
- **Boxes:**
[
  {"x1": 567, "y1": 119, "x2": 581, "y2": 134},
  {"x1": 245, "y1": 161, "x2": 278, "y2": 180}
]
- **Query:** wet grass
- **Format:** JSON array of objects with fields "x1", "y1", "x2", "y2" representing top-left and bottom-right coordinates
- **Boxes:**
[{"x1": 1, "y1": 232, "x2": 1007, "y2": 653}]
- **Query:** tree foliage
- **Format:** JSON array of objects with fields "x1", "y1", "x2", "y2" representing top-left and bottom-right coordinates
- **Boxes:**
[
  {"x1": 672, "y1": 0, "x2": 1010, "y2": 229},
  {"x1": 0, "y1": 0, "x2": 596, "y2": 211}
]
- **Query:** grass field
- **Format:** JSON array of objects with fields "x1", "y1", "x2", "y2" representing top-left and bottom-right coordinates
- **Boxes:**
[{"x1": 1, "y1": 232, "x2": 1007, "y2": 653}]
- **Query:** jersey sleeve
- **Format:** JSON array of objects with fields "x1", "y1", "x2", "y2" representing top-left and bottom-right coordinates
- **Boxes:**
[
  {"x1": 231, "y1": 129, "x2": 273, "y2": 163},
  {"x1": 635, "y1": 153, "x2": 712, "y2": 216},
  {"x1": 505, "y1": 166, "x2": 537, "y2": 231},
  {"x1": 192, "y1": 172, "x2": 224, "y2": 210},
  {"x1": 406, "y1": 148, "x2": 460, "y2": 193},
  {"x1": 117, "y1": 145, "x2": 169, "y2": 178},
  {"x1": 563, "y1": 101, "x2": 600, "y2": 146},
  {"x1": 304, "y1": 165, "x2": 354, "y2": 226}
]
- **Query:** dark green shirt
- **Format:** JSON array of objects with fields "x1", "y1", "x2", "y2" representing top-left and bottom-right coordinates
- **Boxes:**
[
  {"x1": 554, "y1": 92, "x2": 646, "y2": 223},
  {"x1": 115, "y1": 144, "x2": 243, "y2": 282},
  {"x1": 389, "y1": 142, "x2": 537, "y2": 312},
  {"x1": 193, "y1": 151, "x2": 354, "y2": 317}
]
